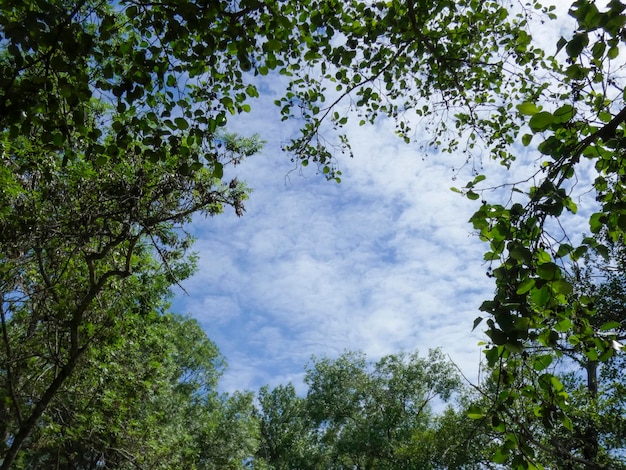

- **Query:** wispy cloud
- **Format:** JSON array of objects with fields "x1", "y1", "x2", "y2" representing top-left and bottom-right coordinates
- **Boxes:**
[
  {"x1": 174, "y1": 2, "x2": 587, "y2": 394},
  {"x1": 175, "y1": 109, "x2": 501, "y2": 392}
]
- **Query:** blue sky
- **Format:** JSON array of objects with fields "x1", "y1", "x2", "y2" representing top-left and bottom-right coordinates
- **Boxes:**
[{"x1": 172, "y1": 0, "x2": 589, "y2": 394}]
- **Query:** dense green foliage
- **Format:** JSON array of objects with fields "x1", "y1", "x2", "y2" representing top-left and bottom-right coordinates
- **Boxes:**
[
  {"x1": 2, "y1": 0, "x2": 626, "y2": 467},
  {"x1": 9, "y1": 311, "x2": 258, "y2": 469},
  {"x1": 0, "y1": 129, "x2": 258, "y2": 467},
  {"x1": 254, "y1": 350, "x2": 483, "y2": 470},
  {"x1": 0, "y1": 0, "x2": 262, "y2": 466},
  {"x1": 479, "y1": 242, "x2": 626, "y2": 469}
]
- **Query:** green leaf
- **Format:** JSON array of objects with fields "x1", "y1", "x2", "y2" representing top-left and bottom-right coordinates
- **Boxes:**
[
  {"x1": 537, "y1": 262, "x2": 559, "y2": 280},
  {"x1": 568, "y1": 335, "x2": 580, "y2": 346},
  {"x1": 473, "y1": 174, "x2": 486, "y2": 184},
  {"x1": 553, "y1": 104, "x2": 575, "y2": 123},
  {"x1": 493, "y1": 448, "x2": 509, "y2": 464},
  {"x1": 590, "y1": 213, "x2": 606, "y2": 233},
  {"x1": 264, "y1": 39, "x2": 283, "y2": 51},
  {"x1": 533, "y1": 354, "x2": 553, "y2": 371},
  {"x1": 555, "y1": 244, "x2": 573, "y2": 258},
  {"x1": 585, "y1": 348, "x2": 599, "y2": 361},
  {"x1": 212, "y1": 161, "x2": 224, "y2": 179},
  {"x1": 487, "y1": 328, "x2": 509, "y2": 345},
  {"x1": 531, "y1": 285, "x2": 551, "y2": 307},
  {"x1": 517, "y1": 102, "x2": 540, "y2": 115},
  {"x1": 565, "y1": 64, "x2": 587, "y2": 80},
  {"x1": 528, "y1": 112, "x2": 555, "y2": 132},
  {"x1": 600, "y1": 321, "x2": 620, "y2": 331},
  {"x1": 516, "y1": 278, "x2": 535, "y2": 294},
  {"x1": 592, "y1": 41, "x2": 606, "y2": 59},
  {"x1": 510, "y1": 244, "x2": 532, "y2": 264},
  {"x1": 566, "y1": 33, "x2": 589, "y2": 58},
  {"x1": 174, "y1": 117, "x2": 189, "y2": 130},
  {"x1": 599, "y1": 111, "x2": 612, "y2": 123},
  {"x1": 504, "y1": 341, "x2": 523, "y2": 353},
  {"x1": 484, "y1": 251, "x2": 500, "y2": 261},
  {"x1": 552, "y1": 279, "x2": 573, "y2": 295},
  {"x1": 554, "y1": 318, "x2": 574, "y2": 333},
  {"x1": 562, "y1": 416, "x2": 574, "y2": 432},
  {"x1": 564, "y1": 197, "x2": 577, "y2": 213},
  {"x1": 550, "y1": 376, "x2": 565, "y2": 392},
  {"x1": 485, "y1": 346, "x2": 501, "y2": 366},
  {"x1": 536, "y1": 250, "x2": 552, "y2": 263},
  {"x1": 571, "y1": 245, "x2": 588, "y2": 260},
  {"x1": 538, "y1": 136, "x2": 563, "y2": 156},
  {"x1": 467, "y1": 406, "x2": 486, "y2": 420},
  {"x1": 522, "y1": 133, "x2": 533, "y2": 146}
]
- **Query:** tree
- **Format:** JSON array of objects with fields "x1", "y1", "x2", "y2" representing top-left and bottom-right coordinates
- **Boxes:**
[
  {"x1": 254, "y1": 349, "x2": 466, "y2": 469},
  {"x1": 553, "y1": 239, "x2": 626, "y2": 467},
  {"x1": 255, "y1": 383, "x2": 324, "y2": 470},
  {"x1": 1, "y1": 0, "x2": 273, "y2": 465},
  {"x1": 6, "y1": 310, "x2": 258, "y2": 469},
  {"x1": 4, "y1": 0, "x2": 626, "y2": 467},
  {"x1": 466, "y1": 239, "x2": 626, "y2": 469},
  {"x1": 424, "y1": 404, "x2": 498, "y2": 470},
  {"x1": 0, "y1": 128, "x2": 260, "y2": 467},
  {"x1": 247, "y1": 0, "x2": 626, "y2": 466}
]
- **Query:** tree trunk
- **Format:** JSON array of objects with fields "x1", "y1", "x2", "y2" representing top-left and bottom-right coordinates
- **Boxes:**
[{"x1": 583, "y1": 360, "x2": 599, "y2": 464}]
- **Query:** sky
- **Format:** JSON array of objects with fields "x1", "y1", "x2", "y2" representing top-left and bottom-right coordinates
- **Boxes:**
[{"x1": 172, "y1": 0, "x2": 587, "y2": 395}]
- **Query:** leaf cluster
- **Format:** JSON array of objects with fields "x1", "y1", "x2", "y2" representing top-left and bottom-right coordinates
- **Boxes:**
[{"x1": 253, "y1": 349, "x2": 476, "y2": 469}]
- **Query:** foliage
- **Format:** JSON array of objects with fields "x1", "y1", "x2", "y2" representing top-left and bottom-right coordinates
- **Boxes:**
[
  {"x1": 253, "y1": 349, "x2": 470, "y2": 469},
  {"x1": 462, "y1": 239, "x2": 626, "y2": 469},
  {"x1": 0, "y1": 124, "x2": 258, "y2": 466},
  {"x1": 0, "y1": 0, "x2": 266, "y2": 466},
  {"x1": 424, "y1": 404, "x2": 498, "y2": 469},
  {"x1": 255, "y1": 383, "x2": 324, "y2": 470},
  {"x1": 238, "y1": 0, "x2": 626, "y2": 467},
  {"x1": 7, "y1": 311, "x2": 258, "y2": 469},
  {"x1": 0, "y1": 0, "x2": 271, "y2": 176},
  {"x1": 271, "y1": 0, "x2": 555, "y2": 178},
  {"x1": 0, "y1": 0, "x2": 545, "y2": 181},
  {"x1": 517, "y1": 244, "x2": 625, "y2": 468},
  {"x1": 464, "y1": 2, "x2": 626, "y2": 464},
  {"x1": 4, "y1": 0, "x2": 626, "y2": 467}
]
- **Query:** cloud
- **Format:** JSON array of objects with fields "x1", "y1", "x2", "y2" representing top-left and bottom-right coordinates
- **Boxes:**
[
  {"x1": 173, "y1": 2, "x2": 587, "y2": 395},
  {"x1": 175, "y1": 110, "x2": 499, "y2": 393}
]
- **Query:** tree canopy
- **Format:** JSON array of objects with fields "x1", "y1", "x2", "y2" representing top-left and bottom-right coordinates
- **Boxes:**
[
  {"x1": 1, "y1": 0, "x2": 262, "y2": 464},
  {"x1": 254, "y1": 349, "x2": 471, "y2": 470},
  {"x1": 2, "y1": 0, "x2": 626, "y2": 467}
]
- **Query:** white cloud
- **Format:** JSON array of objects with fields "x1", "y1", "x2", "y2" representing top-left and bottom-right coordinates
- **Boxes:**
[
  {"x1": 173, "y1": 2, "x2": 587, "y2": 395},
  {"x1": 176, "y1": 112, "x2": 499, "y2": 393}
]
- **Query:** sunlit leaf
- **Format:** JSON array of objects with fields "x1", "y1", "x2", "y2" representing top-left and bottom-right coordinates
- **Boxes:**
[
  {"x1": 529, "y1": 112, "x2": 555, "y2": 132},
  {"x1": 517, "y1": 102, "x2": 540, "y2": 115}
]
